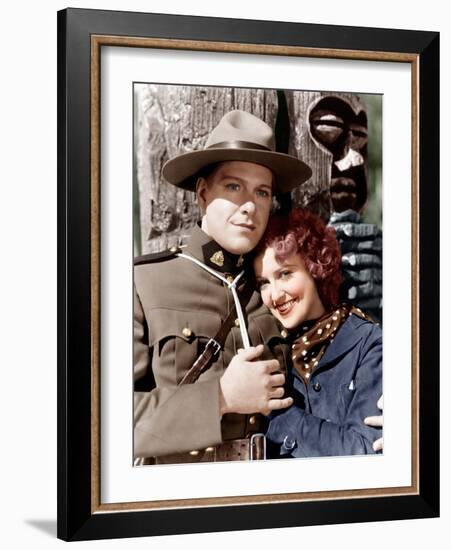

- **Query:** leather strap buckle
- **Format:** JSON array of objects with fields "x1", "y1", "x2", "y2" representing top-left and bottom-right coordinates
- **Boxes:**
[
  {"x1": 205, "y1": 338, "x2": 221, "y2": 358},
  {"x1": 250, "y1": 433, "x2": 266, "y2": 461}
]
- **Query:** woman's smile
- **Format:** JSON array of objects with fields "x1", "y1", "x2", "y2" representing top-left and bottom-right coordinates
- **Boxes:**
[
  {"x1": 275, "y1": 297, "x2": 298, "y2": 316},
  {"x1": 254, "y1": 248, "x2": 325, "y2": 329}
]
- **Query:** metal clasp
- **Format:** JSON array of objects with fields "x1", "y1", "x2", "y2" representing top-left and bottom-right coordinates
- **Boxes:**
[
  {"x1": 250, "y1": 433, "x2": 266, "y2": 461},
  {"x1": 205, "y1": 338, "x2": 221, "y2": 358}
]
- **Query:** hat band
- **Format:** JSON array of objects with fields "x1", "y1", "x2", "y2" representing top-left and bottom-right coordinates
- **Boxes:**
[{"x1": 206, "y1": 140, "x2": 272, "y2": 152}]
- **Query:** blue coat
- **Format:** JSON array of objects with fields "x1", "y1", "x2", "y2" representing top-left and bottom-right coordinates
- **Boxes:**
[{"x1": 266, "y1": 313, "x2": 382, "y2": 458}]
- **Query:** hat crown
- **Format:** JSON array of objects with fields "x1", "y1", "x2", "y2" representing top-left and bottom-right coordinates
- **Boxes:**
[
  {"x1": 162, "y1": 109, "x2": 312, "y2": 193},
  {"x1": 205, "y1": 110, "x2": 275, "y2": 151}
]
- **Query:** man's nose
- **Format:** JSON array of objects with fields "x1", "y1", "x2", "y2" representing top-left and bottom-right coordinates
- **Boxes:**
[{"x1": 239, "y1": 198, "x2": 256, "y2": 216}]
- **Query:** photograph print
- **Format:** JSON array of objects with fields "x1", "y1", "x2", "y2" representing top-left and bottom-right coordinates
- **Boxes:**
[{"x1": 133, "y1": 83, "x2": 383, "y2": 467}]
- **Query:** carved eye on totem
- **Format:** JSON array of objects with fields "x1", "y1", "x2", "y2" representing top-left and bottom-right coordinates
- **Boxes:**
[
  {"x1": 309, "y1": 97, "x2": 369, "y2": 213},
  {"x1": 309, "y1": 99, "x2": 368, "y2": 163}
]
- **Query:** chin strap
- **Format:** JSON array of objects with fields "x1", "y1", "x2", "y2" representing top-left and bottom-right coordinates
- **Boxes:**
[{"x1": 177, "y1": 252, "x2": 251, "y2": 349}]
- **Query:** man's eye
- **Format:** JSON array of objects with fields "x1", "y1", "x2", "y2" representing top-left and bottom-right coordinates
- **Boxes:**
[{"x1": 225, "y1": 183, "x2": 240, "y2": 191}]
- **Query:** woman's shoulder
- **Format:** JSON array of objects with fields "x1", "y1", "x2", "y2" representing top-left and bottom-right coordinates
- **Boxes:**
[
  {"x1": 323, "y1": 308, "x2": 382, "y2": 368},
  {"x1": 343, "y1": 307, "x2": 382, "y2": 344}
]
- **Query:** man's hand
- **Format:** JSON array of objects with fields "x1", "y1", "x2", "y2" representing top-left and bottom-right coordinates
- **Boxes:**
[
  {"x1": 364, "y1": 395, "x2": 383, "y2": 452},
  {"x1": 219, "y1": 345, "x2": 293, "y2": 416}
]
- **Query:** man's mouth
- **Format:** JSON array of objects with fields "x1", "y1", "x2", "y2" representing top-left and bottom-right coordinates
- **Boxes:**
[
  {"x1": 233, "y1": 222, "x2": 255, "y2": 231},
  {"x1": 275, "y1": 298, "x2": 298, "y2": 316}
]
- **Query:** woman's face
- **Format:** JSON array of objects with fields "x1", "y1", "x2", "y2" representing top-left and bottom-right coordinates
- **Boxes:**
[{"x1": 254, "y1": 246, "x2": 325, "y2": 329}]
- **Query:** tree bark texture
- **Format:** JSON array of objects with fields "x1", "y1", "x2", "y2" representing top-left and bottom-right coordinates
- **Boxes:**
[{"x1": 286, "y1": 90, "x2": 333, "y2": 220}]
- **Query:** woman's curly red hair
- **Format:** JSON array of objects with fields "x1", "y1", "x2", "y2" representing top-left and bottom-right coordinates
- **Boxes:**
[{"x1": 256, "y1": 208, "x2": 343, "y2": 310}]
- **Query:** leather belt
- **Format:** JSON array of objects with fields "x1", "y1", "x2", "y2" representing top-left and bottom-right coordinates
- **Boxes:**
[{"x1": 135, "y1": 435, "x2": 266, "y2": 466}]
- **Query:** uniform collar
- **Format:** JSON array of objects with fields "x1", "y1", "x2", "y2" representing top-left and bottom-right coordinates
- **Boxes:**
[{"x1": 186, "y1": 223, "x2": 249, "y2": 275}]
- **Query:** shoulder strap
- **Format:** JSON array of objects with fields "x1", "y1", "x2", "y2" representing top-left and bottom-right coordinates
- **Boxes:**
[
  {"x1": 178, "y1": 279, "x2": 254, "y2": 385},
  {"x1": 134, "y1": 247, "x2": 181, "y2": 266}
]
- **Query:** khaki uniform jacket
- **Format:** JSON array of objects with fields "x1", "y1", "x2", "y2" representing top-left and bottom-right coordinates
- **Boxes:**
[{"x1": 134, "y1": 224, "x2": 289, "y2": 458}]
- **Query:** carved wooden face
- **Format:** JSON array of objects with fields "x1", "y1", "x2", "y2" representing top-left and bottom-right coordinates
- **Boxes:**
[{"x1": 309, "y1": 96, "x2": 368, "y2": 213}]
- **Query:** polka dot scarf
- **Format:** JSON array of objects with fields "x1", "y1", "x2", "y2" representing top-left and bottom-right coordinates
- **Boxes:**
[{"x1": 290, "y1": 304, "x2": 372, "y2": 384}]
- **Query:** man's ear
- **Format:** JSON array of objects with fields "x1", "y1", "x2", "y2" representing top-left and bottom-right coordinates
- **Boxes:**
[{"x1": 196, "y1": 177, "x2": 208, "y2": 212}]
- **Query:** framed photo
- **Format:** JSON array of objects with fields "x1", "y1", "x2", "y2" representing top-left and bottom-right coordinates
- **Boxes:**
[{"x1": 57, "y1": 8, "x2": 439, "y2": 541}]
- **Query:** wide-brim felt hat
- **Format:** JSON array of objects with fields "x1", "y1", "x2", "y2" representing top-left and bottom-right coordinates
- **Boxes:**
[{"x1": 162, "y1": 110, "x2": 312, "y2": 194}]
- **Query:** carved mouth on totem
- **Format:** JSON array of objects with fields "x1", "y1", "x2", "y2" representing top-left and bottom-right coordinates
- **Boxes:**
[{"x1": 330, "y1": 177, "x2": 358, "y2": 212}]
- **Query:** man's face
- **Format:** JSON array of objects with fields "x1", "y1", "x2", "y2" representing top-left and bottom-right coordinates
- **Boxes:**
[{"x1": 197, "y1": 161, "x2": 273, "y2": 255}]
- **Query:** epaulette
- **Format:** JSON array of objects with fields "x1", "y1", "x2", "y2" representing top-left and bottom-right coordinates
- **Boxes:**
[{"x1": 134, "y1": 246, "x2": 181, "y2": 266}]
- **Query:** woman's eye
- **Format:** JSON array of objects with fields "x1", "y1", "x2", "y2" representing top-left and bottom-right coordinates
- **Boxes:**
[
  {"x1": 256, "y1": 189, "x2": 270, "y2": 199},
  {"x1": 280, "y1": 270, "x2": 291, "y2": 279}
]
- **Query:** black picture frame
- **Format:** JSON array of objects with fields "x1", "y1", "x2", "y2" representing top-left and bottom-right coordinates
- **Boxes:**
[{"x1": 57, "y1": 8, "x2": 439, "y2": 541}]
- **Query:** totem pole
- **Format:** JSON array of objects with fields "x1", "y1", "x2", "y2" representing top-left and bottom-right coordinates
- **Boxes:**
[{"x1": 285, "y1": 91, "x2": 382, "y2": 322}]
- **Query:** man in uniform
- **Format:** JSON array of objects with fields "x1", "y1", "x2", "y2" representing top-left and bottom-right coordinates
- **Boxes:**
[{"x1": 134, "y1": 110, "x2": 312, "y2": 464}]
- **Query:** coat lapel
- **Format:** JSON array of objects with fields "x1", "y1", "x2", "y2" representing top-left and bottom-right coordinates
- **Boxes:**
[{"x1": 315, "y1": 316, "x2": 364, "y2": 371}]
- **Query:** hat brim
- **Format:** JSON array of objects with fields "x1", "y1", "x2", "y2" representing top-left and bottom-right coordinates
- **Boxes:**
[{"x1": 162, "y1": 148, "x2": 312, "y2": 194}]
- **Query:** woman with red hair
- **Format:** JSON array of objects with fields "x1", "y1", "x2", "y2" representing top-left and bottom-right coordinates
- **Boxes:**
[{"x1": 253, "y1": 208, "x2": 382, "y2": 457}]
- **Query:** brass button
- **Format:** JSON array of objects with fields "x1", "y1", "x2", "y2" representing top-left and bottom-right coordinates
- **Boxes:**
[
  {"x1": 281, "y1": 329, "x2": 288, "y2": 339},
  {"x1": 234, "y1": 318, "x2": 240, "y2": 327},
  {"x1": 182, "y1": 327, "x2": 192, "y2": 338},
  {"x1": 205, "y1": 447, "x2": 215, "y2": 453},
  {"x1": 226, "y1": 274, "x2": 234, "y2": 284},
  {"x1": 249, "y1": 415, "x2": 256, "y2": 425},
  {"x1": 189, "y1": 450, "x2": 199, "y2": 456}
]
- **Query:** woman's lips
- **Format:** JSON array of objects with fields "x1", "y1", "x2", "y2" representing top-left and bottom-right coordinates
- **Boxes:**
[{"x1": 275, "y1": 298, "x2": 297, "y2": 316}]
